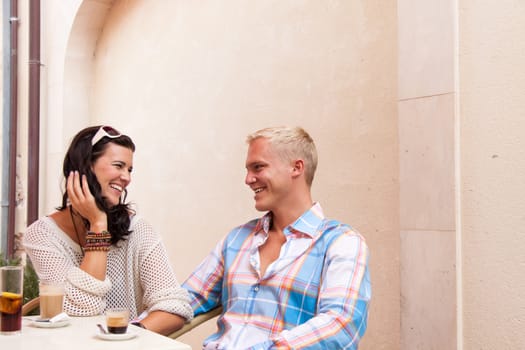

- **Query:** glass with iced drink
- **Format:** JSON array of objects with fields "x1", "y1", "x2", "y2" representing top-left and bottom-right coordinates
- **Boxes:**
[{"x1": 0, "y1": 266, "x2": 24, "y2": 334}]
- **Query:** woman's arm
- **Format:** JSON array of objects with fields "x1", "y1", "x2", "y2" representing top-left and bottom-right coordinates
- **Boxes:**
[
  {"x1": 140, "y1": 310, "x2": 186, "y2": 336},
  {"x1": 24, "y1": 219, "x2": 111, "y2": 316},
  {"x1": 67, "y1": 171, "x2": 109, "y2": 281}
]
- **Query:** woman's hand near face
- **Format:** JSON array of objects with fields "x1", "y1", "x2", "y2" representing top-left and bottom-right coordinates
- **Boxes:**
[
  {"x1": 67, "y1": 171, "x2": 110, "y2": 281},
  {"x1": 67, "y1": 171, "x2": 108, "y2": 232}
]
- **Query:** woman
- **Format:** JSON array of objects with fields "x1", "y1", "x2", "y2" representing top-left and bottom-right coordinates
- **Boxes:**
[{"x1": 24, "y1": 125, "x2": 192, "y2": 335}]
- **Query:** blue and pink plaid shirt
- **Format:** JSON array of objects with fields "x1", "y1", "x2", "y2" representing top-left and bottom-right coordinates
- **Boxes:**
[{"x1": 183, "y1": 203, "x2": 371, "y2": 349}]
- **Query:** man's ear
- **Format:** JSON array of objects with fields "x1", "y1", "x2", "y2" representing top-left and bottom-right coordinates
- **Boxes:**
[{"x1": 291, "y1": 159, "x2": 305, "y2": 178}]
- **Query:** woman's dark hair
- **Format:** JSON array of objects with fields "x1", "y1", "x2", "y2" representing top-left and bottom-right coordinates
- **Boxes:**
[{"x1": 57, "y1": 125, "x2": 136, "y2": 244}]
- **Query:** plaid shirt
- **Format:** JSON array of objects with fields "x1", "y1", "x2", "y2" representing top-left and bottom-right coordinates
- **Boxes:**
[{"x1": 183, "y1": 203, "x2": 371, "y2": 349}]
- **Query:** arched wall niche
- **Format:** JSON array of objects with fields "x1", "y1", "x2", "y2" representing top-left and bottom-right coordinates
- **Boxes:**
[
  {"x1": 63, "y1": 0, "x2": 116, "y2": 133},
  {"x1": 43, "y1": 0, "x2": 115, "y2": 214}
]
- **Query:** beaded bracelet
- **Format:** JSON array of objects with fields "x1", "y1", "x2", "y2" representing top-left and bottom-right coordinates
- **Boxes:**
[
  {"x1": 83, "y1": 230, "x2": 112, "y2": 252},
  {"x1": 83, "y1": 245, "x2": 110, "y2": 252}
]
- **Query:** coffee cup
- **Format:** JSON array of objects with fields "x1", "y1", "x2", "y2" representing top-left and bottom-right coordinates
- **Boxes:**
[
  {"x1": 105, "y1": 308, "x2": 129, "y2": 334},
  {"x1": 39, "y1": 281, "x2": 64, "y2": 319}
]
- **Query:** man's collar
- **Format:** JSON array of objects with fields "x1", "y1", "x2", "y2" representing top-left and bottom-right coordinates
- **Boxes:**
[{"x1": 257, "y1": 202, "x2": 325, "y2": 238}]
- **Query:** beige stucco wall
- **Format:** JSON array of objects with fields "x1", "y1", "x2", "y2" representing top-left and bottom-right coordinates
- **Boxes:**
[
  {"x1": 8, "y1": 0, "x2": 525, "y2": 349},
  {"x1": 31, "y1": 1, "x2": 400, "y2": 349},
  {"x1": 459, "y1": 1, "x2": 525, "y2": 348},
  {"x1": 92, "y1": 2, "x2": 399, "y2": 349}
]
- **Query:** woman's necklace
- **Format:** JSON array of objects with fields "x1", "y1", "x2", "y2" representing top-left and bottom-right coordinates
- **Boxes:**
[{"x1": 69, "y1": 206, "x2": 85, "y2": 255}]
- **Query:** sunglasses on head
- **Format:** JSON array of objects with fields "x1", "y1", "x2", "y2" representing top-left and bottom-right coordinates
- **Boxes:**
[{"x1": 91, "y1": 126, "x2": 122, "y2": 146}]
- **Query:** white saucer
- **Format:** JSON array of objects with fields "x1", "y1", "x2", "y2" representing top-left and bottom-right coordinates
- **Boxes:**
[
  {"x1": 96, "y1": 329, "x2": 137, "y2": 341},
  {"x1": 32, "y1": 318, "x2": 70, "y2": 328}
]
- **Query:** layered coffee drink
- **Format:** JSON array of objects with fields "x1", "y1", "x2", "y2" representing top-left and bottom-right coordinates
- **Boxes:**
[
  {"x1": 39, "y1": 282, "x2": 64, "y2": 319},
  {"x1": 40, "y1": 293, "x2": 64, "y2": 319},
  {"x1": 105, "y1": 308, "x2": 129, "y2": 334},
  {"x1": 107, "y1": 322, "x2": 127, "y2": 334}
]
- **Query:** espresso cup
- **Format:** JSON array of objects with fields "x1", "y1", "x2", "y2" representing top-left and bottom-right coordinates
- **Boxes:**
[
  {"x1": 39, "y1": 281, "x2": 65, "y2": 319},
  {"x1": 105, "y1": 308, "x2": 130, "y2": 334}
]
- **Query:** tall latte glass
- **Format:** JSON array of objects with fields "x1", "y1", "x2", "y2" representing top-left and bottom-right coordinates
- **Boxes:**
[
  {"x1": 0, "y1": 266, "x2": 24, "y2": 335},
  {"x1": 39, "y1": 281, "x2": 64, "y2": 319}
]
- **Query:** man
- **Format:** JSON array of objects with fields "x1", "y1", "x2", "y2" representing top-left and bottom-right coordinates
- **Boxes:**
[{"x1": 183, "y1": 126, "x2": 371, "y2": 349}]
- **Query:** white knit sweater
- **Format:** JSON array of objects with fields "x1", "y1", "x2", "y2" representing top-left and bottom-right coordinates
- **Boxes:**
[{"x1": 23, "y1": 215, "x2": 193, "y2": 321}]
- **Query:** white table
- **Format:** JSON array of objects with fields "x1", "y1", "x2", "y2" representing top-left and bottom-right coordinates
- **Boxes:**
[{"x1": 1, "y1": 315, "x2": 192, "y2": 350}]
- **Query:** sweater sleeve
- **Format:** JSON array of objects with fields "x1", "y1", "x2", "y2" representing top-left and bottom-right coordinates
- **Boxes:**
[
  {"x1": 131, "y1": 217, "x2": 193, "y2": 321},
  {"x1": 23, "y1": 218, "x2": 111, "y2": 316}
]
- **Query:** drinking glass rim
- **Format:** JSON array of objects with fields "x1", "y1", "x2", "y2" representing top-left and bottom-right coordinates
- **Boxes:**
[{"x1": 0, "y1": 265, "x2": 23, "y2": 271}]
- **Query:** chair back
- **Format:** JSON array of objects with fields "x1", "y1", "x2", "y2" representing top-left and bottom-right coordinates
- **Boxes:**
[{"x1": 169, "y1": 305, "x2": 223, "y2": 339}]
